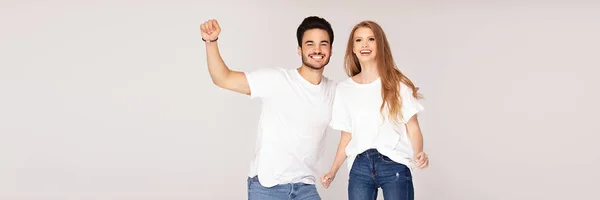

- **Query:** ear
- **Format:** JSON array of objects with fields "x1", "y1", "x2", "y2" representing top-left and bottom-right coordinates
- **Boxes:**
[{"x1": 297, "y1": 46, "x2": 302, "y2": 56}]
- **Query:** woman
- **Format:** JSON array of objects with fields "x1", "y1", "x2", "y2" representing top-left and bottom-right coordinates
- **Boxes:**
[{"x1": 321, "y1": 21, "x2": 429, "y2": 200}]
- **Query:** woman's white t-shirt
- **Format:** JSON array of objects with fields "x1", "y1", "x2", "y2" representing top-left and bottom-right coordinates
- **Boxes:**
[{"x1": 329, "y1": 77, "x2": 424, "y2": 173}]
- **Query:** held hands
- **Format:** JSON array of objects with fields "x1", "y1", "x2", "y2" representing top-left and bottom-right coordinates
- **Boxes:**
[
  {"x1": 320, "y1": 171, "x2": 336, "y2": 189},
  {"x1": 414, "y1": 151, "x2": 429, "y2": 169},
  {"x1": 200, "y1": 19, "x2": 221, "y2": 42},
  {"x1": 319, "y1": 153, "x2": 427, "y2": 189}
]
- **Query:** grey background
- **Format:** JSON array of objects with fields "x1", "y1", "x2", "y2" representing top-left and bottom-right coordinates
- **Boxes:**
[{"x1": 1, "y1": 0, "x2": 599, "y2": 199}]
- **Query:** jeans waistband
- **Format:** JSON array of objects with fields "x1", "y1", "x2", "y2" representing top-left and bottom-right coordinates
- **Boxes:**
[{"x1": 358, "y1": 148, "x2": 381, "y2": 157}]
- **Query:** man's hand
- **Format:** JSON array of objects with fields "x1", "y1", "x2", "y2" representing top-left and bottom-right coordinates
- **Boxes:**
[{"x1": 200, "y1": 19, "x2": 221, "y2": 41}]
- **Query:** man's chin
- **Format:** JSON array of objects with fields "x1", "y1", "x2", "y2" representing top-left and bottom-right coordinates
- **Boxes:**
[
  {"x1": 301, "y1": 57, "x2": 329, "y2": 70},
  {"x1": 306, "y1": 64, "x2": 325, "y2": 70}
]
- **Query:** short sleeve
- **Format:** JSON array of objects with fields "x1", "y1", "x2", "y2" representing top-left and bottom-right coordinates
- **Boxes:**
[
  {"x1": 400, "y1": 83, "x2": 424, "y2": 123},
  {"x1": 244, "y1": 68, "x2": 281, "y2": 99},
  {"x1": 329, "y1": 86, "x2": 352, "y2": 133}
]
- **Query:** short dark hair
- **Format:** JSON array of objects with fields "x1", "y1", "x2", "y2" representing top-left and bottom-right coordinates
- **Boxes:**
[{"x1": 296, "y1": 16, "x2": 334, "y2": 47}]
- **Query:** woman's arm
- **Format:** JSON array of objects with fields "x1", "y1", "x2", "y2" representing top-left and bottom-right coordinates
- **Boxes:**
[{"x1": 406, "y1": 115, "x2": 429, "y2": 169}]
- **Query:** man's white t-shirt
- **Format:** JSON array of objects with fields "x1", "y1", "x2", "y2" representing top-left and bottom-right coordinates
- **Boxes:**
[
  {"x1": 329, "y1": 77, "x2": 424, "y2": 173},
  {"x1": 244, "y1": 67, "x2": 336, "y2": 188}
]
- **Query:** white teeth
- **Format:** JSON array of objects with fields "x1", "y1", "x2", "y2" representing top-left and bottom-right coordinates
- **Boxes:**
[
  {"x1": 360, "y1": 50, "x2": 371, "y2": 53},
  {"x1": 312, "y1": 56, "x2": 323, "y2": 59}
]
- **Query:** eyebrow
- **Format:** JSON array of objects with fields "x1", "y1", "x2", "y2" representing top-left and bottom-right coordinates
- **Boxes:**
[
  {"x1": 305, "y1": 40, "x2": 330, "y2": 44},
  {"x1": 354, "y1": 35, "x2": 375, "y2": 39}
]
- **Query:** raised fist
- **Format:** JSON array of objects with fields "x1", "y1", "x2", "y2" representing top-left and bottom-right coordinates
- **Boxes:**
[{"x1": 200, "y1": 19, "x2": 221, "y2": 41}]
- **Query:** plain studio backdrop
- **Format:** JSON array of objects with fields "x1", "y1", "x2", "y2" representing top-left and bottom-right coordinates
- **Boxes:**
[{"x1": 1, "y1": 0, "x2": 599, "y2": 199}]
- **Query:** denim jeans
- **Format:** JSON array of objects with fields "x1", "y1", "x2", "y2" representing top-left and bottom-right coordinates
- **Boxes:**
[
  {"x1": 348, "y1": 149, "x2": 414, "y2": 200},
  {"x1": 247, "y1": 176, "x2": 321, "y2": 200}
]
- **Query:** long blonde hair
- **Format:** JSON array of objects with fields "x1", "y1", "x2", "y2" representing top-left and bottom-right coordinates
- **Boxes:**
[{"x1": 344, "y1": 21, "x2": 423, "y2": 123}]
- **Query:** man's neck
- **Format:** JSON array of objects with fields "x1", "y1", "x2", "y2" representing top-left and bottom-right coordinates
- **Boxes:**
[{"x1": 297, "y1": 65, "x2": 324, "y2": 85}]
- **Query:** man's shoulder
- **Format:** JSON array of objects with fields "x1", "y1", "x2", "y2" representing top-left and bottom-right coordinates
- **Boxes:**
[
  {"x1": 245, "y1": 67, "x2": 287, "y2": 81},
  {"x1": 320, "y1": 75, "x2": 336, "y2": 85},
  {"x1": 249, "y1": 67, "x2": 285, "y2": 74}
]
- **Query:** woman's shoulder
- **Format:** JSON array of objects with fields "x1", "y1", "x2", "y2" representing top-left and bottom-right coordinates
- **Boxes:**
[{"x1": 335, "y1": 77, "x2": 356, "y2": 88}]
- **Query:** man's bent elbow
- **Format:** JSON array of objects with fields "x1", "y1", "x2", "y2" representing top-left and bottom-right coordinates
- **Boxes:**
[
  {"x1": 209, "y1": 72, "x2": 230, "y2": 87},
  {"x1": 211, "y1": 78, "x2": 227, "y2": 89}
]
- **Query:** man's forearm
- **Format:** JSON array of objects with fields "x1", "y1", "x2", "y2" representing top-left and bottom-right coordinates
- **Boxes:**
[{"x1": 205, "y1": 42, "x2": 230, "y2": 85}]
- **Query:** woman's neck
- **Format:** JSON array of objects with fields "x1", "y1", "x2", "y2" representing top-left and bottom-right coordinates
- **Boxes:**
[{"x1": 355, "y1": 61, "x2": 379, "y2": 84}]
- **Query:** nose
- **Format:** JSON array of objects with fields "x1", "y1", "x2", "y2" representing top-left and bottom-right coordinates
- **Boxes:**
[
  {"x1": 314, "y1": 46, "x2": 322, "y2": 53},
  {"x1": 362, "y1": 41, "x2": 368, "y2": 48}
]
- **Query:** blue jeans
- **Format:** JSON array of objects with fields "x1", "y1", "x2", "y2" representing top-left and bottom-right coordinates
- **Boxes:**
[
  {"x1": 247, "y1": 176, "x2": 321, "y2": 200},
  {"x1": 348, "y1": 149, "x2": 414, "y2": 200}
]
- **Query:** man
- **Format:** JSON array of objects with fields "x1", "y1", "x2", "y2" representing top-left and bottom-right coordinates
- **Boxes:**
[{"x1": 200, "y1": 16, "x2": 336, "y2": 200}]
